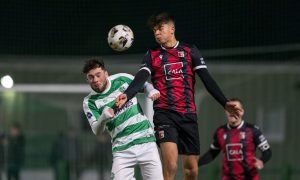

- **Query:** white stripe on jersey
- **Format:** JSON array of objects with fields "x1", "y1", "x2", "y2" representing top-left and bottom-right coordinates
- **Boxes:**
[
  {"x1": 112, "y1": 128, "x2": 154, "y2": 148},
  {"x1": 83, "y1": 73, "x2": 155, "y2": 152},
  {"x1": 111, "y1": 113, "x2": 148, "y2": 137},
  {"x1": 210, "y1": 144, "x2": 219, "y2": 150},
  {"x1": 258, "y1": 140, "x2": 270, "y2": 151},
  {"x1": 139, "y1": 67, "x2": 151, "y2": 75},
  {"x1": 83, "y1": 96, "x2": 97, "y2": 121},
  {"x1": 193, "y1": 65, "x2": 207, "y2": 71},
  {"x1": 113, "y1": 98, "x2": 138, "y2": 117},
  {"x1": 94, "y1": 83, "x2": 129, "y2": 109},
  {"x1": 110, "y1": 73, "x2": 134, "y2": 81}
]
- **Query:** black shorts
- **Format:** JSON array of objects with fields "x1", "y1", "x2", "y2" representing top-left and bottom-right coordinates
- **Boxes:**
[{"x1": 153, "y1": 108, "x2": 200, "y2": 155}]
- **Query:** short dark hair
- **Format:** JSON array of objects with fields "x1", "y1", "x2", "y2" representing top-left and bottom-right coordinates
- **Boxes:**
[
  {"x1": 147, "y1": 12, "x2": 175, "y2": 29},
  {"x1": 229, "y1": 98, "x2": 244, "y2": 108},
  {"x1": 229, "y1": 98, "x2": 242, "y2": 103},
  {"x1": 82, "y1": 57, "x2": 106, "y2": 74}
]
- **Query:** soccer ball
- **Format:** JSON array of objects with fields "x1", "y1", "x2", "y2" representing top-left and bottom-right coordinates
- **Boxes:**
[{"x1": 107, "y1": 24, "x2": 134, "y2": 52}]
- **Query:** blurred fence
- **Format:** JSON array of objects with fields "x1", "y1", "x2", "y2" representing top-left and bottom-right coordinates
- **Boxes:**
[{"x1": 0, "y1": 53, "x2": 300, "y2": 180}]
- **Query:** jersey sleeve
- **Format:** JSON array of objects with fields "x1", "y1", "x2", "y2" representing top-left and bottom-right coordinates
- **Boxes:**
[
  {"x1": 83, "y1": 97, "x2": 100, "y2": 132},
  {"x1": 253, "y1": 125, "x2": 271, "y2": 152},
  {"x1": 191, "y1": 45, "x2": 207, "y2": 71},
  {"x1": 139, "y1": 50, "x2": 153, "y2": 74},
  {"x1": 210, "y1": 130, "x2": 221, "y2": 150},
  {"x1": 198, "y1": 129, "x2": 221, "y2": 166},
  {"x1": 119, "y1": 73, "x2": 134, "y2": 81},
  {"x1": 123, "y1": 52, "x2": 151, "y2": 100}
]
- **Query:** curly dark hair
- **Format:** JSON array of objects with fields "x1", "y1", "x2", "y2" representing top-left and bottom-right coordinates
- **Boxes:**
[
  {"x1": 82, "y1": 57, "x2": 106, "y2": 74},
  {"x1": 147, "y1": 12, "x2": 175, "y2": 29}
]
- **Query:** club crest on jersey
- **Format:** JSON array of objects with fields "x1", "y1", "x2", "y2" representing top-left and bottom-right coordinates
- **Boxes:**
[
  {"x1": 240, "y1": 132, "x2": 245, "y2": 139},
  {"x1": 86, "y1": 112, "x2": 93, "y2": 119},
  {"x1": 119, "y1": 86, "x2": 126, "y2": 92},
  {"x1": 200, "y1": 57, "x2": 205, "y2": 64},
  {"x1": 226, "y1": 143, "x2": 243, "y2": 161},
  {"x1": 164, "y1": 62, "x2": 184, "y2": 80},
  {"x1": 178, "y1": 51, "x2": 185, "y2": 57},
  {"x1": 158, "y1": 130, "x2": 165, "y2": 139}
]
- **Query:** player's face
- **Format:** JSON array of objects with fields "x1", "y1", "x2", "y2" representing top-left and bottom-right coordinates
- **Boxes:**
[
  {"x1": 152, "y1": 22, "x2": 175, "y2": 47},
  {"x1": 86, "y1": 67, "x2": 108, "y2": 93},
  {"x1": 225, "y1": 101, "x2": 244, "y2": 126}
]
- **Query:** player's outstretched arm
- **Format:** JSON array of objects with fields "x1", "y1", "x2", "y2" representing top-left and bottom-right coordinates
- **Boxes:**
[
  {"x1": 196, "y1": 68, "x2": 228, "y2": 107},
  {"x1": 255, "y1": 147, "x2": 272, "y2": 170},
  {"x1": 198, "y1": 148, "x2": 220, "y2": 166},
  {"x1": 116, "y1": 69, "x2": 150, "y2": 108}
]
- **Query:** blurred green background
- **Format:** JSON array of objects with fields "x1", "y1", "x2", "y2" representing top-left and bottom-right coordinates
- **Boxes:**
[{"x1": 0, "y1": 0, "x2": 300, "y2": 180}]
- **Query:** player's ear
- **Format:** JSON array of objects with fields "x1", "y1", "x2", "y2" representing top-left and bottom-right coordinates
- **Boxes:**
[
  {"x1": 171, "y1": 26, "x2": 175, "y2": 36},
  {"x1": 241, "y1": 108, "x2": 245, "y2": 116},
  {"x1": 105, "y1": 71, "x2": 109, "y2": 77},
  {"x1": 86, "y1": 74, "x2": 91, "y2": 82},
  {"x1": 170, "y1": 23, "x2": 175, "y2": 32}
]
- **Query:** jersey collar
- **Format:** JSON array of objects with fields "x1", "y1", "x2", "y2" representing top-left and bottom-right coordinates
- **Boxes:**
[
  {"x1": 227, "y1": 120, "x2": 244, "y2": 130},
  {"x1": 101, "y1": 78, "x2": 111, "y2": 94}
]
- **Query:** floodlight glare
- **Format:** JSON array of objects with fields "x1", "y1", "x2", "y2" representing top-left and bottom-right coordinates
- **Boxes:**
[{"x1": 1, "y1": 75, "x2": 14, "y2": 88}]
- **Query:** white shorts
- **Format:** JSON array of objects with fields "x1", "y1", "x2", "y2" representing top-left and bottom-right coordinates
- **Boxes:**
[{"x1": 111, "y1": 142, "x2": 163, "y2": 180}]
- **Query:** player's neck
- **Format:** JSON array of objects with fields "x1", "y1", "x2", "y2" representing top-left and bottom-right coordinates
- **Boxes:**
[
  {"x1": 229, "y1": 120, "x2": 243, "y2": 128},
  {"x1": 162, "y1": 39, "x2": 178, "y2": 49}
]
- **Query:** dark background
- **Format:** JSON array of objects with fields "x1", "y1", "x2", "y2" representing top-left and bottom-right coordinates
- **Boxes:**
[
  {"x1": 0, "y1": 0, "x2": 299, "y2": 55},
  {"x1": 1, "y1": 1, "x2": 300, "y2": 179}
]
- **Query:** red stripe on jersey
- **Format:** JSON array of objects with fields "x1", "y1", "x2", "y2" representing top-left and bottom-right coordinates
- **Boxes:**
[
  {"x1": 149, "y1": 43, "x2": 196, "y2": 113},
  {"x1": 216, "y1": 123, "x2": 259, "y2": 179}
]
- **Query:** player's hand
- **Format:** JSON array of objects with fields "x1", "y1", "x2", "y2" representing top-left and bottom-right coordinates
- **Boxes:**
[
  {"x1": 225, "y1": 101, "x2": 242, "y2": 118},
  {"x1": 98, "y1": 106, "x2": 115, "y2": 134},
  {"x1": 102, "y1": 106, "x2": 115, "y2": 122},
  {"x1": 254, "y1": 157, "x2": 264, "y2": 170},
  {"x1": 106, "y1": 107, "x2": 115, "y2": 118},
  {"x1": 116, "y1": 93, "x2": 128, "y2": 108},
  {"x1": 148, "y1": 89, "x2": 160, "y2": 101}
]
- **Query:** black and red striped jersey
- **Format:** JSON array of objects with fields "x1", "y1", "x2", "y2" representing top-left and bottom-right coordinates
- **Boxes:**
[
  {"x1": 140, "y1": 41, "x2": 206, "y2": 113},
  {"x1": 211, "y1": 121, "x2": 270, "y2": 180}
]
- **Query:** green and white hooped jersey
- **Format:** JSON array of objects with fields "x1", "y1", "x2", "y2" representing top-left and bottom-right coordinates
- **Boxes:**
[{"x1": 83, "y1": 73, "x2": 156, "y2": 153}]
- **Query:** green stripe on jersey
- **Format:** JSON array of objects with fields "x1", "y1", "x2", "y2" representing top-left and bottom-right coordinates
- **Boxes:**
[
  {"x1": 107, "y1": 104, "x2": 142, "y2": 131},
  {"x1": 112, "y1": 136, "x2": 156, "y2": 152},
  {"x1": 88, "y1": 96, "x2": 100, "y2": 120},
  {"x1": 85, "y1": 73, "x2": 155, "y2": 153},
  {"x1": 112, "y1": 120, "x2": 151, "y2": 142}
]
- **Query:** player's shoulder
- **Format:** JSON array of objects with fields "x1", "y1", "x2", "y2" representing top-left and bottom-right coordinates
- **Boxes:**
[
  {"x1": 244, "y1": 121, "x2": 261, "y2": 130},
  {"x1": 216, "y1": 124, "x2": 227, "y2": 132},
  {"x1": 178, "y1": 41, "x2": 192, "y2": 47},
  {"x1": 148, "y1": 45, "x2": 161, "y2": 52},
  {"x1": 109, "y1": 73, "x2": 134, "y2": 81},
  {"x1": 213, "y1": 124, "x2": 227, "y2": 138},
  {"x1": 83, "y1": 91, "x2": 97, "y2": 103},
  {"x1": 244, "y1": 121, "x2": 256, "y2": 128},
  {"x1": 178, "y1": 42, "x2": 198, "y2": 49}
]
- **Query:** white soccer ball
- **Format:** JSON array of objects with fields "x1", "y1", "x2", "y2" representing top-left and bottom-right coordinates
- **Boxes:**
[{"x1": 107, "y1": 24, "x2": 134, "y2": 52}]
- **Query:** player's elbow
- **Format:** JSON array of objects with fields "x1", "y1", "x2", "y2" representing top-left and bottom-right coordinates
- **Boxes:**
[
  {"x1": 90, "y1": 121, "x2": 100, "y2": 135},
  {"x1": 91, "y1": 126, "x2": 97, "y2": 135}
]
